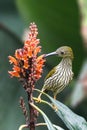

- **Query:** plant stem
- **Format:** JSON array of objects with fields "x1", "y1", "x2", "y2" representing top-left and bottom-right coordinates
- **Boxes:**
[
  {"x1": 35, "y1": 123, "x2": 65, "y2": 130},
  {"x1": 18, "y1": 124, "x2": 28, "y2": 130},
  {"x1": 27, "y1": 90, "x2": 35, "y2": 130},
  {"x1": 33, "y1": 97, "x2": 52, "y2": 108}
]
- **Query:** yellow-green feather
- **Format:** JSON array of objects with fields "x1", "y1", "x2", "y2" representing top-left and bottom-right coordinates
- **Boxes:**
[{"x1": 45, "y1": 66, "x2": 57, "y2": 80}]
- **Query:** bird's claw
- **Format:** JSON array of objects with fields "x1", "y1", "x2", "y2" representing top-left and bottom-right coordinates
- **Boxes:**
[
  {"x1": 52, "y1": 104, "x2": 58, "y2": 111},
  {"x1": 35, "y1": 96, "x2": 41, "y2": 103}
]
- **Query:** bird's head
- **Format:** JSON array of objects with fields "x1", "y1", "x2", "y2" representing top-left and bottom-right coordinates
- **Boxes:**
[{"x1": 45, "y1": 46, "x2": 74, "y2": 59}]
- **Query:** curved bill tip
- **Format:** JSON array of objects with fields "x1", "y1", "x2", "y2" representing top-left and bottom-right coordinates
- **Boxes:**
[{"x1": 44, "y1": 51, "x2": 57, "y2": 58}]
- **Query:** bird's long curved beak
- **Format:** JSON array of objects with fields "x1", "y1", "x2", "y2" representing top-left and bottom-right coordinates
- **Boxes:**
[{"x1": 44, "y1": 51, "x2": 57, "y2": 58}]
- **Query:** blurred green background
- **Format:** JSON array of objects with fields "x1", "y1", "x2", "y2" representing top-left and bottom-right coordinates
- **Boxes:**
[{"x1": 0, "y1": 0, "x2": 87, "y2": 130}]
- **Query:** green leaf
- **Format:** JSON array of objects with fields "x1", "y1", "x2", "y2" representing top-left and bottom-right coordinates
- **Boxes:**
[
  {"x1": 30, "y1": 103, "x2": 56, "y2": 130},
  {"x1": 31, "y1": 103, "x2": 65, "y2": 130},
  {"x1": 52, "y1": 124, "x2": 64, "y2": 130},
  {"x1": 47, "y1": 95, "x2": 87, "y2": 130},
  {"x1": 34, "y1": 89, "x2": 87, "y2": 130}
]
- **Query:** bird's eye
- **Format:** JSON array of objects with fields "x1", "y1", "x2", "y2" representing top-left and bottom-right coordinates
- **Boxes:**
[{"x1": 61, "y1": 51, "x2": 65, "y2": 55}]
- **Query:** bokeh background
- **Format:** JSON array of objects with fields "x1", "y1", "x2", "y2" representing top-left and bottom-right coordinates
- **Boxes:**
[{"x1": 0, "y1": 0, "x2": 87, "y2": 130}]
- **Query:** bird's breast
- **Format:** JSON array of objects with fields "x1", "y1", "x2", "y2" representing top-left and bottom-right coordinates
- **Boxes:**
[
  {"x1": 44, "y1": 65, "x2": 73, "y2": 93},
  {"x1": 43, "y1": 58, "x2": 73, "y2": 94},
  {"x1": 55, "y1": 65, "x2": 73, "y2": 86}
]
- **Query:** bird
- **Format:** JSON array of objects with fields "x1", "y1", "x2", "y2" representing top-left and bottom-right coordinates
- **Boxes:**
[{"x1": 37, "y1": 46, "x2": 74, "y2": 101}]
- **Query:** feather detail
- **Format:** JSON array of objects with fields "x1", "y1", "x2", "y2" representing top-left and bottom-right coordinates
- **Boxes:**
[{"x1": 45, "y1": 66, "x2": 57, "y2": 80}]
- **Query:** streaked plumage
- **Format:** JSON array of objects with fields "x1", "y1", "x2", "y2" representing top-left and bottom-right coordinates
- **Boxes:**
[{"x1": 38, "y1": 46, "x2": 74, "y2": 100}]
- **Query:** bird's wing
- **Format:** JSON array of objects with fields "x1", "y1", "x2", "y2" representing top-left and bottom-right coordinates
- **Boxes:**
[{"x1": 45, "y1": 66, "x2": 57, "y2": 81}]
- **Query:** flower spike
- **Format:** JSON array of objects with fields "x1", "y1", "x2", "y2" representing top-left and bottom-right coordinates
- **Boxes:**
[{"x1": 8, "y1": 23, "x2": 45, "y2": 84}]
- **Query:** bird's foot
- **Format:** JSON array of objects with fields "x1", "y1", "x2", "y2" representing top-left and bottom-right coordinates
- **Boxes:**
[
  {"x1": 52, "y1": 104, "x2": 58, "y2": 111},
  {"x1": 35, "y1": 96, "x2": 42, "y2": 103}
]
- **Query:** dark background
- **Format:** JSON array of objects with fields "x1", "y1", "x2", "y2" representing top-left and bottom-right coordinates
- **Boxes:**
[{"x1": 0, "y1": 0, "x2": 87, "y2": 130}]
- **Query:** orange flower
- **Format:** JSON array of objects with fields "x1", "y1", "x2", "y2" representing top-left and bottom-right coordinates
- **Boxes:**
[
  {"x1": 8, "y1": 71, "x2": 20, "y2": 77},
  {"x1": 8, "y1": 23, "x2": 45, "y2": 84},
  {"x1": 8, "y1": 56, "x2": 18, "y2": 65}
]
